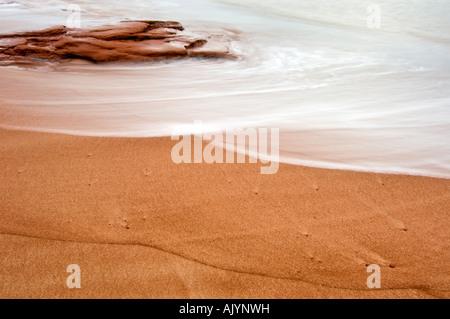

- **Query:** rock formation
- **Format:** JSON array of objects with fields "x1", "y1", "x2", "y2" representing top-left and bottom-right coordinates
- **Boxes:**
[{"x1": 0, "y1": 21, "x2": 236, "y2": 66}]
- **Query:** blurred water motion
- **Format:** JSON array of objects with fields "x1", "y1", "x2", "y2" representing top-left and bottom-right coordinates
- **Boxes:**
[{"x1": 0, "y1": 0, "x2": 449, "y2": 177}]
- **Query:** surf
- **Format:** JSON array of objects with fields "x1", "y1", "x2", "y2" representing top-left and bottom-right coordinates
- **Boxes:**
[{"x1": 0, "y1": 0, "x2": 449, "y2": 178}]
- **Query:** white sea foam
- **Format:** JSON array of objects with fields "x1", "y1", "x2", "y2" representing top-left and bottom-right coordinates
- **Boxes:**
[{"x1": 0, "y1": 0, "x2": 449, "y2": 178}]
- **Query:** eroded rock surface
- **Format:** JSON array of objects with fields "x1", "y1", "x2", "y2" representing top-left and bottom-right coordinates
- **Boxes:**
[{"x1": 0, "y1": 21, "x2": 236, "y2": 66}]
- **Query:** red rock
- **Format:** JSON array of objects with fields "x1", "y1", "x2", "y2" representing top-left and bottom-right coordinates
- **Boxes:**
[
  {"x1": 0, "y1": 21, "x2": 236, "y2": 66},
  {"x1": 0, "y1": 25, "x2": 68, "y2": 39},
  {"x1": 5, "y1": 44, "x2": 60, "y2": 60},
  {"x1": 69, "y1": 22, "x2": 149, "y2": 41},
  {"x1": 0, "y1": 38, "x2": 27, "y2": 48},
  {"x1": 188, "y1": 37, "x2": 234, "y2": 59},
  {"x1": 119, "y1": 40, "x2": 188, "y2": 57},
  {"x1": 125, "y1": 21, "x2": 185, "y2": 31}
]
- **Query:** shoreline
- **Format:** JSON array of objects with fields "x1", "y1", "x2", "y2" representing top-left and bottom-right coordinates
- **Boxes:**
[
  {"x1": 0, "y1": 128, "x2": 449, "y2": 298},
  {"x1": 0, "y1": 125, "x2": 448, "y2": 180}
]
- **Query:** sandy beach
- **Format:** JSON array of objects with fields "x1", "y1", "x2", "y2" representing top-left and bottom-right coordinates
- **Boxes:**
[
  {"x1": 0, "y1": 128, "x2": 448, "y2": 299},
  {"x1": 1, "y1": 0, "x2": 449, "y2": 301}
]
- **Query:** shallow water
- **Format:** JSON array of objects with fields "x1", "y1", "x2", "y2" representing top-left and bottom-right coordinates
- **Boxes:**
[{"x1": 1, "y1": 0, "x2": 449, "y2": 178}]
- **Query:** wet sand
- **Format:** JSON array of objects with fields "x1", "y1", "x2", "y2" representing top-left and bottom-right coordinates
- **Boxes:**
[{"x1": 0, "y1": 128, "x2": 448, "y2": 299}]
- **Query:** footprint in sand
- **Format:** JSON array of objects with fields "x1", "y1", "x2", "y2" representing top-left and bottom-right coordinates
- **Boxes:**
[
  {"x1": 375, "y1": 175, "x2": 385, "y2": 186},
  {"x1": 384, "y1": 215, "x2": 408, "y2": 232},
  {"x1": 355, "y1": 248, "x2": 391, "y2": 267}
]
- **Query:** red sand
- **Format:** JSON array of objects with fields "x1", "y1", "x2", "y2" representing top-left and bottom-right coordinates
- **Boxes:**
[{"x1": 0, "y1": 128, "x2": 448, "y2": 298}]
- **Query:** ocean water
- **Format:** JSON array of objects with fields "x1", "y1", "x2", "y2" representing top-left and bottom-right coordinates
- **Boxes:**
[{"x1": 0, "y1": 0, "x2": 449, "y2": 178}]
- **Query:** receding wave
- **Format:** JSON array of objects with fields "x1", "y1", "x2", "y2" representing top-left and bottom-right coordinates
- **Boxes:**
[{"x1": 0, "y1": 0, "x2": 449, "y2": 178}]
